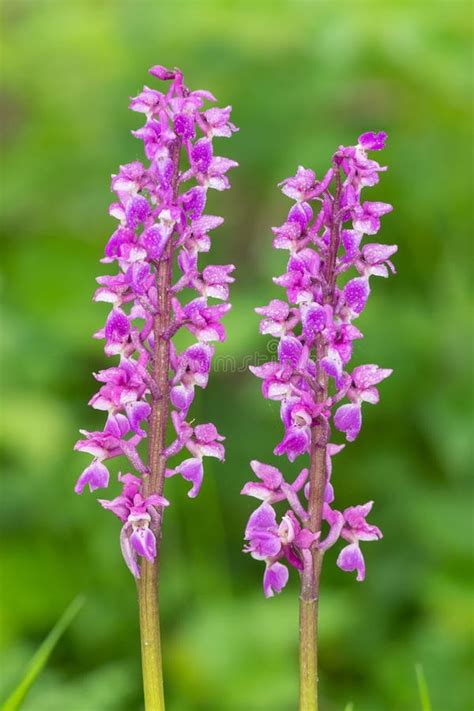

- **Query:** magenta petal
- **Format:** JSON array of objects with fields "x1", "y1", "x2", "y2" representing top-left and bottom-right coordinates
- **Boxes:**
[
  {"x1": 145, "y1": 493, "x2": 170, "y2": 509},
  {"x1": 140, "y1": 225, "x2": 169, "y2": 260},
  {"x1": 125, "y1": 400, "x2": 151, "y2": 436},
  {"x1": 194, "y1": 423, "x2": 221, "y2": 442},
  {"x1": 170, "y1": 383, "x2": 194, "y2": 413},
  {"x1": 362, "y1": 243, "x2": 397, "y2": 265},
  {"x1": 247, "y1": 531, "x2": 281, "y2": 560},
  {"x1": 358, "y1": 130, "x2": 387, "y2": 151},
  {"x1": 344, "y1": 277, "x2": 370, "y2": 315},
  {"x1": 74, "y1": 461, "x2": 109, "y2": 494},
  {"x1": 130, "y1": 526, "x2": 156, "y2": 562},
  {"x1": 334, "y1": 403, "x2": 362, "y2": 442},
  {"x1": 352, "y1": 364, "x2": 392, "y2": 389},
  {"x1": 120, "y1": 525, "x2": 141, "y2": 578},
  {"x1": 126, "y1": 195, "x2": 150, "y2": 228},
  {"x1": 246, "y1": 502, "x2": 277, "y2": 532},
  {"x1": 148, "y1": 64, "x2": 176, "y2": 80},
  {"x1": 274, "y1": 426, "x2": 311, "y2": 461},
  {"x1": 263, "y1": 561, "x2": 289, "y2": 597},
  {"x1": 337, "y1": 542, "x2": 366, "y2": 581},
  {"x1": 104, "y1": 308, "x2": 130, "y2": 345},
  {"x1": 175, "y1": 457, "x2": 204, "y2": 498},
  {"x1": 250, "y1": 460, "x2": 283, "y2": 489},
  {"x1": 191, "y1": 138, "x2": 213, "y2": 172},
  {"x1": 98, "y1": 494, "x2": 129, "y2": 521},
  {"x1": 319, "y1": 505, "x2": 344, "y2": 551},
  {"x1": 255, "y1": 299, "x2": 289, "y2": 321},
  {"x1": 240, "y1": 481, "x2": 275, "y2": 500},
  {"x1": 278, "y1": 336, "x2": 303, "y2": 368},
  {"x1": 320, "y1": 350, "x2": 343, "y2": 385},
  {"x1": 302, "y1": 304, "x2": 326, "y2": 343}
]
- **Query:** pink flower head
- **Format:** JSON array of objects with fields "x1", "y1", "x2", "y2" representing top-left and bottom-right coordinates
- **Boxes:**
[
  {"x1": 244, "y1": 131, "x2": 394, "y2": 593},
  {"x1": 76, "y1": 64, "x2": 236, "y2": 576}
]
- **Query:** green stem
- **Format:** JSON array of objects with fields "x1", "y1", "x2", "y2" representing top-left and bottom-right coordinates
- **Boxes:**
[
  {"x1": 299, "y1": 445, "x2": 325, "y2": 711},
  {"x1": 138, "y1": 561, "x2": 165, "y2": 711},
  {"x1": 299, "y1": 597, "x2": 317, "y2": 711}
]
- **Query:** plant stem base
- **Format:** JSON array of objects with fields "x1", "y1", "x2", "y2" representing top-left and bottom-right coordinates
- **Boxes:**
[
  {"x1": 299, "y1": 596, "x2": 318, "y2": 711},
  {"x1": 137, "y1": 560, "x2": 165, "y2": 711}
]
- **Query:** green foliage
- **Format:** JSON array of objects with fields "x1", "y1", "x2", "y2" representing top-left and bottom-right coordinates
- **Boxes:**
[
  {"x1": 416, "y1": 664, "x2": 433, "y2": 711},
  {"x1": 1, "y1": 1, "x2": 472, "y2": 710},
  {"x1": 1, "y1": 597, "x2": 84, "y2": 711}
]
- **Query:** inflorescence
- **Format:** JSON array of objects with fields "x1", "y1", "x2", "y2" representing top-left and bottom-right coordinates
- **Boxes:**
[
  {"x1": 242, "y1": 132, "x2": 395, "y2": 596},
  {"x1": 74, "y1": 65, "x2": 237, "y2": 577}
]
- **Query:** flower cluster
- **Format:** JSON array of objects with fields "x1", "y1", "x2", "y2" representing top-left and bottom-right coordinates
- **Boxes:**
[
  {"x1": 243, "y1": 132, "x2": 394, "y2": 596},
  {"x1": 75, "y1": 65, "x2": 237, "y2": 577}
]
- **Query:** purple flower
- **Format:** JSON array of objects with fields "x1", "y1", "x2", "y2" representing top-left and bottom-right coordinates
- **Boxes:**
[
  {"x1": 343, "y1": 277, "x2": 370, "y2": 316},
  {"x1": 172, "y1": 297, "x2": 231, "y2": 342},
  {"x1": 244, "y1": 131, "x2": 395, "y2": 594},
  {"x1": 76, "y1": 65, "x2": 237, "y2": 576},
  {"x1": 358, "y1": 131, "x2": 387, "y2": 151},
  {"x1": 170, "y1": 343, "x2": 213, "y2": 415},
  {"x1": 244, "y1": 503, "x2": 317, "y2": 597},
  {"x1": 334, "y1": 365, "x2": 392, "y2": 441},
  {"x1": 165, "y1": 421, "x2": 225, "y2": 497},
  {"x1": 99, "y1": 473, "x2": 169, "y2": 577},
  {"x1": 263, "y1": 562, "x2": 289, "y2": 597},
  {"x1": 200, "y1": 106, "x2": 237, "y2": 138},
  {"x1": 336, "y1": 502, "x2": 382, "y2": 581},
  {"x1": 74, "y1": 460, "x2": 110, "y2": 495},
  {"x1": 242, "y1": 460, "x2": 309, "y2": 520},
  {"x1": 279, "y1": 166, "x2": 317, "y2": 201},
  {"x1": 352, "y1": 201, "x2": 393, "y2": 236},
  {"x1": 333, "y1": 403, "x2": 362, "y2": 442},
  {"x1": 255, "y1": 300, "x2": 300, "y2": 338}
]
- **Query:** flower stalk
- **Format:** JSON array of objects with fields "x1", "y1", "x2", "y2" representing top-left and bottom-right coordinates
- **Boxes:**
[
  {"x1": 242, "y1": 132, "x2": 396, "y2": 709},
  {"x1": 74, "y1": 64, "x2": 237, "y2": 709},
  {"x1": 136, "y1": 141, "x2": 180, "y2": 710},
  {"x1": 138, "y1": 560, "x2": 165, "y2": 710}
]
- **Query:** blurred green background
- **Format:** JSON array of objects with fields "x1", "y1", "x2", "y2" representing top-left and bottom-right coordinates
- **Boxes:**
[{"x1": 1, "y1": 1, "x2": 472, "y2": 709}]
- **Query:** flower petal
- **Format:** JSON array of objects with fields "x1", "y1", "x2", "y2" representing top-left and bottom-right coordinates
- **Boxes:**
[
  {"x1": 263, "y1": 561, "x2": 289, "y2": 597},
  {"x1": 337, "y1": 542, "x2": 366, "y2": 581},
  {"x1": 74, "y1": 461, "x2": 109, "y2": 494}
]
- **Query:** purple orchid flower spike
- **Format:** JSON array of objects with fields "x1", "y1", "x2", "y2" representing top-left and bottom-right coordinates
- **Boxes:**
[
  {"x1": 242, "y1": 131, "x2": 395, "y2": 708},
  {"x1": 74, "y1": 64, "x2": 237, "y2": 708}
]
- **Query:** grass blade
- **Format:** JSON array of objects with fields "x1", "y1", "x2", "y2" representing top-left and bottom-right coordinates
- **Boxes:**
[
  {"x1": 1, "y1": 596, "x2": 85, "y2": 711},
  {"x1": 416, "y1": 663, "x2": 433, "y2": 711}
]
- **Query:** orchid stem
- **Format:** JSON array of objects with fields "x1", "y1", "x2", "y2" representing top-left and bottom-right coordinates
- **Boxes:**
[
  {"x1": 138, "y1": 561, "x2": 165, "y2": 711},
  {"x1": 299, "y1": 166, "x2": 341, "y2": 710},
  {"x1": 300, "y1": 441, "x2": 326, "y2": 710},
  {"x1": 136, "y1": 140, "x2": 181, "y2": 711},
  {"x1": 299, "y1": 596, "x2": 317, "y2": 711}
]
